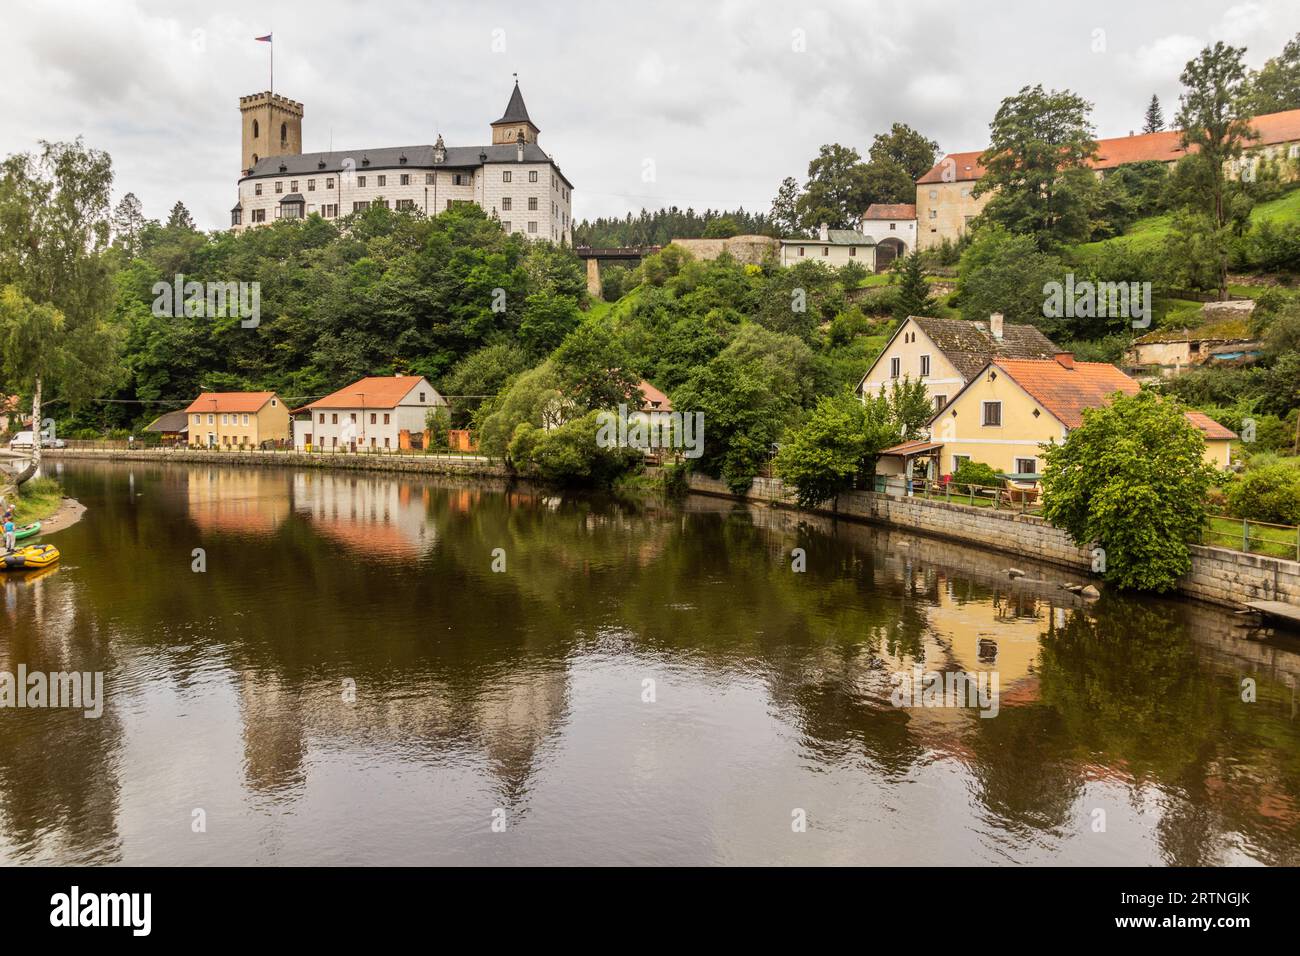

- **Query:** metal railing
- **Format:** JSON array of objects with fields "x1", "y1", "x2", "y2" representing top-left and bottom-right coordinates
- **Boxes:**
[
  {"x1": 874, "y1": 475, "x2": 1045, "y2": 513},
  {"x1": 47, "y1": 439, "x2": 494, "y2": 461},
  {"x1": 1203, "y1": 514, "x2": 1300, "y2": 562}
]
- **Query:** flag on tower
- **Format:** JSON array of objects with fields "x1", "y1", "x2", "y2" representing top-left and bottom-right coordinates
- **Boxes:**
[{"x1": 255, "y1": 34, "x2": 272, "y2": 42}]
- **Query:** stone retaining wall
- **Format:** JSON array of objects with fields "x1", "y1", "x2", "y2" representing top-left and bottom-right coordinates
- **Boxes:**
[
  {"x1": 43, "y1": 447, "x2": 511, "y2": 478},
  {"x1": 688, "y1": 473, "x2": 1300, "y2": 609}
]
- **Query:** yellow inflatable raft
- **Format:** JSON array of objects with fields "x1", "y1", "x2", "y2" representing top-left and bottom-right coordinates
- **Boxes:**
[{"x1": 2, "y1": 544, "x2": 60, "y2": 570}]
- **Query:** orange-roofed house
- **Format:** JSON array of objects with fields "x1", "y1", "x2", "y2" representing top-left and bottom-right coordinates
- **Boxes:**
[
  {"x1": 927, "y1": 353, "x2": 1236, "y2": 477},
  {"x1": 185, "y1": 392, "x2": 290, "y2": 448},
  {"x1": 915, "y1": 108, "x2": 1300, "y2": 250},
  {"x1": 292, "y1": 375, "x2": 446, "y2": 451}
]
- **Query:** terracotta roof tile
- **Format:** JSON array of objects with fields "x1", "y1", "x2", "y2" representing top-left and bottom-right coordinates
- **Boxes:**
[
  {"x1": 636, "y1": 380, "x2": 672, "y2": 413},
  {"x1": 864, "y1": 203, "x2": 917, "y2": 219},
  {"x1": 297, "y1": 376, "x2": 435, "y2": 411},
  {"x1": 916, "y1": 150, "x2": 987, "y2": 184},
  {"x1": 1183, "y1": 410, "x2": 1238, "y2": 440},
  {"x1": 185, "y1": 392, "x2": 278, "y2": 414}
]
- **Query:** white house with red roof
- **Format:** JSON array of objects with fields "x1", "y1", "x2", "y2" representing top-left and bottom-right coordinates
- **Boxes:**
[{"x1": 292, "y1": 375, "x2": 446, "y2": 451}]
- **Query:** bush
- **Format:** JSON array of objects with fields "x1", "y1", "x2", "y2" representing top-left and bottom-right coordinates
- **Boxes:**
[
  {"x1": 951, "y1": 459, "x2": 1001, "y2": 488},
  {"x1": 508, "y1": 411, "x2": 642, "y2": 486},
  {"x1": 1225, "y1": 464, "x2": 1300, "y2": 525}
]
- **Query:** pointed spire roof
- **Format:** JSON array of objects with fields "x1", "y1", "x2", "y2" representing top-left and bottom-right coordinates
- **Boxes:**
[{"x1": 493, "y1": 81, "x2": 534, "y2": 126}]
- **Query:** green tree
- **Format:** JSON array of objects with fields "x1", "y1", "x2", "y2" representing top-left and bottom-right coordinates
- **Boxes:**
[
  {"x1": 868, "y1": 123, "x2": 941, "y2": 180},
  {"x1": 956, "y1": 225, "x2": 1065, "y2": 331},
  {"x1": 1040, "y1": 391, "x2": 1218, "y2": 592},
  {"x1": 551, "y1": 319, "x2": 639, "y2": 411},
  {"x1": 795, "y1": 144, "x2": 871, "y2": 231},
  {"x1": 775, "y1": 390, "x2": 896, "y2": 507},
  {"x1": 1242, "y1": 32, "x2": 1300, "y2": 115},
  {"x1": 1174, "y1": 42, "x2": 1258, "y2": 300},
  {"x1": 769, "y1": 176, "x2": 802, "y2": 235},
  {"x1": 111, "y1": 191, "x2": 147, "y2": 257},
  {"x1": 439, "y1": 342, "x2": 531, "y2": 426},
  {"x1": 1226, "y1": 464, "x2": 1300, "y2": 525},
  {"x1": 1142, "y1": 94, "x2": 1165, "y2": 134},
  {"x1": 508, "y1": 410, "x2": 641, "y2": 486},
  {"x1": 424, "y1": 405, "x2": 451, "y2": 448},
  {"x1": 702, "y1": 215, "x2": 740, "y2": 238},
  {"x1": 519, "y1": 290, "x2": 581, "y2": 357},
  {"x1": 883, "y1": 375, "x2": 933, "y2": 441},
  {"x1": 0, "y1": 139, "x2": 120, "y2": 483},
  {"x1": 892, "y1": 251, "x2": 936, "y2": 321},
  {"x1": 974, "y1": 85, "x2": 1099, "y2": 248},
  {"x1": 166, "y1": 201, "x2": 196, "y2": 231}
]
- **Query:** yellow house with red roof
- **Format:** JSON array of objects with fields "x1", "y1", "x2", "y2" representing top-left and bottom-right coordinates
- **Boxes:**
[
  {"x1": 927, "y1": 353, "x2": 1236, "y2": 476},
  {"x1": 186, "y1": 392, "x2": 290, "y2": 448}
]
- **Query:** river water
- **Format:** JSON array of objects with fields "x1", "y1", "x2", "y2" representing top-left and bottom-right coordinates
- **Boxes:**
[{"x1": 1, "y1": 459, "x2": 1298, "y2": 865}]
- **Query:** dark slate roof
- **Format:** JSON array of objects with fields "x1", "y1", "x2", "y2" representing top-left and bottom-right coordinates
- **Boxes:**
[
  {"x1": 494, "y1": 82, "x2": 534, "y2": 127},
  {"x1": 781, "y1": 229, "x2": 875, "y2": 246},
  {"x1": 242, "y1": 141, "x2": 569, "y2": 186},
  {"x1": 279, "y1": 193, "x2": 305, "y2": 203},
  {"x1": 912, "y1": 315, "x2": 1059, "y2": 380},
  {"x1": 146, "y1": 410, "x2": 190, "y2": 433}
]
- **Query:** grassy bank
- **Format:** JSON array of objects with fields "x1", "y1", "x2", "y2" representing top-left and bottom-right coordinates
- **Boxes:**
[{"x1": 8, "y1": 477, "x2": 65, "y2": 524}]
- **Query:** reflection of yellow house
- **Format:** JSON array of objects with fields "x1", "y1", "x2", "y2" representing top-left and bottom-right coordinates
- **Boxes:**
[
  {"x1": 929, "y1": 354, "x2": 1236, "y2": 475},
  {"x1": 185, "y1": 392, "x2": 290, "y2": 448},
  {"x1": 187, "y1": 469, "x2": 291, "y2": 534}
]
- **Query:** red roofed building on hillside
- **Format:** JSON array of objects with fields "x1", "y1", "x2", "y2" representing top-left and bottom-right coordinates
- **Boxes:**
[
  {"x1": 914, "y1": 108, "x2": 1300, "y2": 251},
  {"x1": 291, "y1": 375, "x2": 446, "y2": 451}
]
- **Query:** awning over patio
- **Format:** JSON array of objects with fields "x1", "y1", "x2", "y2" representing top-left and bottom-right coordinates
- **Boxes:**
[{"x1": 879, "y1": 440, "x2": 943, "y2": 457}]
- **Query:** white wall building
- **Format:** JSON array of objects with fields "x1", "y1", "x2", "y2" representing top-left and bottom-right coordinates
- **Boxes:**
[
  {"x1": 232, "y1": 82, "x2": 573, "y2": 243},
  {"x1": 293, "y1": 375, "x2": 446, "y2": 451},
  {"x1": 779, "y1": 224, "x2": 876, "y2": 268},
  {"x1": 860, "y1": 203, "x2": 917, "y2": 269}
]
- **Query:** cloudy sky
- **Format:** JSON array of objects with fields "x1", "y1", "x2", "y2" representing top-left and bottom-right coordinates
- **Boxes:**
[{"x1": 3, "y1": 0, "x2": 1298, "y2": 230}]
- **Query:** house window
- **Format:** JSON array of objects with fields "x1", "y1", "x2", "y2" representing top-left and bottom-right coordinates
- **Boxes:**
[
  {"x1": 400, "y1": 174, "x2": 410, "y2": 186},
  {"x1": 192, "y1": 415, "x2": 200, "y2": 424},
  {"x1": 370, "y1": 413, "x2": 377, "y2": 424},
  {"x1": 331, "y1": 414, "x2": 338, "y2": 424},
  {"x1": 319, "y1": 413, "x2": 325, "y2": 424},
  {"x1": 529, "y1": 171, "x2": 538, "y2": 182},
  {"x1": 326, "y1": 178, "x2": 334, "y2": 188},
  {"x1": 308, "y1": 179, "x2": 316, "y2": 191},
  {"x1": 271, "y1": 399, "x2": 277, "y2": 407},
  {"x1": 221, "y1": 414, "x2": 229, "y2": 425},
  {"x1": 850, "y1": 247, "x2": 856, "y2": 257},
  {"x1": 377, "y1": 175, "x2": 386, "y2": 187},
  {"x1": 933, "y1": 394, "x2": 947, "y2": 413},
  {"x1": 242, "y1": 414, "x2": 250, "y2": 425},
  {"x1": 254, "y1": 183, "x2": 263, "y2": 196},
  {"x1": 275, "y1": 181, "x2": 283, "y2": 193},
  {"x1": 889, "y1": 223, "x2": 896, "y2": 230},
  {"x1": 383, "y1": 414, "x2": 390, "y2": 425},
  {"x1": 1015, "y1": 458, "x2": 1037, "y2": 475},
  {"x1": 890, "y1": 357, "x2": 901, "y2": 379},
  {"x1": 502, "y1": 197, "x2": 512, "y2": 210},
  {"x1": 953, "y1": 454, "x2": 971, "y2": 471},
  {"x1": 503, "y1": 171, "x2": 512, "y2": 182},
  {"x1": 528, "y1": 197, "x2": 538, "y2": 210},
  {"x1": 798, "y1": 247, "x2": 804, "y2": 257},
  {"x1": 385, "y1": 437, "x2": 391, "y2": 448},
  {"x1": 920, "y1": 355, "x2": 931, "y2": 376},
  {"x1": 419, "y1": 392, "x2": 426, "y2": 402},
  {"x1": 357, "y1": 175, "x2": 366, "y2": 187},
  {"x1": 350, "y1": 413, "x2": 357, "y2": 422},
  {"x1": 982, "y1": 401, "x2": 1002, "y2": 426},
  {"x1": 207, "y1": 414, "x2": 214, "y2": 424},
  {"x1": 822, "y1": 246, "x2": 829, "y2": 256}
]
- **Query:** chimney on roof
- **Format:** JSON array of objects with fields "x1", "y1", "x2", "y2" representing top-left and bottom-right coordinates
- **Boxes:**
[
  {"x1": 818, "y1": 222, "x2": 829, "y2": 242},
  {"x1": 989, "y1": 312, "x2": 1004, "y2": 341},
  {"x1": 1055, "y1": 352, "x2": 1075, "y2": 369}
]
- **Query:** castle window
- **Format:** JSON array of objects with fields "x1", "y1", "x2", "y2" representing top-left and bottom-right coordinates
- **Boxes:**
[
  {"x1": 889, "y1": 222, "x2": 896, "y2": 230},
  {"x1": 822, "y1": 246, "x2": 828, "y2": 256},
  {"x1": 400, "y1": 174, "x2": 410, "y2": 186},
  {"x1": 396, "y1": 199, "x2": 414, "y2": 210},
  {"x1": 528, "y1": 171, "x2": 538, "y2": 183},
  {"x1": 275, "y1": 181, "x2": 283, "y2": 193},
  {"x1": 252, "y1": 209, "x2": 266, "y2": 223},
  {"x1": 252, "y1": 119, "x2": 260, "y2": 138},
  {"x1": 353, "y1": 201, "x2": 370, "y2": 212},
  {"x1": 290, "y1": 180, "x2": 298, "y2": 192},
  {"x1": 528, "y1": 197, "x2": 538, "y2": 211},
  {"x1": 231, "y1": 208, "x2": 242, "y2": 226},
  {"x1": 502, "y1": 221, "x2": 511, "y2": 232},
  {"x1": 307, "y1": 179, "x2": 315, "y2": 191},
  {"x1": 501, "y1": 197, "x2": 512, "y2": 211},
  {"x1": 358, "y1": 175, "x2": 366, "y2": 187},
  {"x1": 426, "y1": 174, "x2": 435, "y2": 184},
  {"x1": 251, "y1": 153, "x2": 259, "y2": 165},
  {"x1": 929, "y1": 209, "x2": 937, "y2": 219},
  {"x1": 280, "y1": 122, "x2": 287, "y2": 144},
  {"x1": 453, "y1": 174, "x2": 464, "y2": 185},
  {"x1": 527, "y1": 221, "x2": 537, "y2": 234},
  {"x1": 326, "y1": 178, "x2": 334, "y2": 189},
  {"x1": 503, "y1": 171, "x2": 512, "y2": 183},
  {"x1": 377, "y1": 175, "x2": 386, "y2": 187},
  {"x1": 849, "y1": 246, "x2": 856, "y2": 256},
  {"x1": 255, "y1": 183, "x2": 263, "y2": 196}
]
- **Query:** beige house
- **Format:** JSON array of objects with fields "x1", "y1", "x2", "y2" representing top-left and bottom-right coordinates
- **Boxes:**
[
  {"x1": 926, "y1": 355, "x2": 1236, "y2": 476},
  {"x1": 856, "y1": 313, "x2": 1059, "y2": 415},
  {"x1": 1124, "y1": 311, "x2": 1261, "y2": 378},
  {"x1": 186, "y1": 392, "x2": 291, "y2": 448},
  {"x1": 780, "y1": 224, "x2": 876, "y2": 269},
  {"x1": 915, "y1": 153, "x2": 991, "y2": 251}
]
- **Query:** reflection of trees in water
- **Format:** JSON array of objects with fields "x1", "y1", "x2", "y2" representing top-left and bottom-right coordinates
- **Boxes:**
[{"x1": 0, "y1": 574, "x2": 123, "y2": 862}]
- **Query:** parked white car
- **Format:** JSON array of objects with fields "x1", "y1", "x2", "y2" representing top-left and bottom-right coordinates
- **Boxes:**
[{"x1": 8, "y1": 430, "x2": 66, "y2": 449}]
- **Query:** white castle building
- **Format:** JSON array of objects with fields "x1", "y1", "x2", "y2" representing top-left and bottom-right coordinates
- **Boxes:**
[{"x1": 231, "y1": 81, "x2": 574, "y2": 243}]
